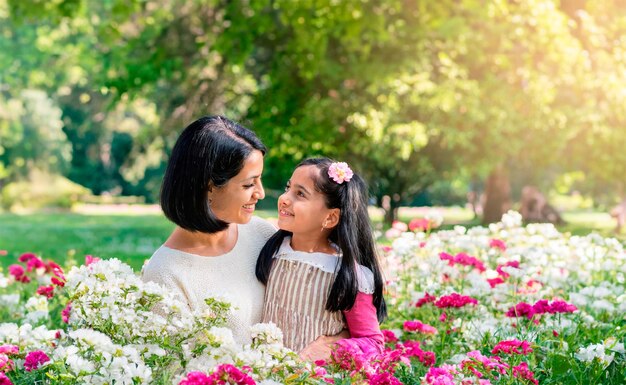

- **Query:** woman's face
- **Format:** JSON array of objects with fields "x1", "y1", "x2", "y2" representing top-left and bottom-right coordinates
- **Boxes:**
[{"x1": 209, "y1": 150, "x2": 265, "y2": 224}]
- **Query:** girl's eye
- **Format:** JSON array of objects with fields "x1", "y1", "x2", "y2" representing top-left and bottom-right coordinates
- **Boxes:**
[
  {"x1": 297, "y1": 191, "x2": 305, "y2": 197},
  {"x1": 284, "y1": 184, "x2": 290, "y2": 192},
  {"x1": 243, "y1": 183, "x2": 255, "y2": 189}
]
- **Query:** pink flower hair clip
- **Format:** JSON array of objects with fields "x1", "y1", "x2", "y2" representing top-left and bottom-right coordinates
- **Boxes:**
[{"x1": 328, "y1": 162, "x2": 353, "y2": 184}]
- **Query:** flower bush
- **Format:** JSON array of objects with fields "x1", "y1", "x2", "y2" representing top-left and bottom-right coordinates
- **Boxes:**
[{"x1": 0, "y1": 210, "x2": 624, "y2": 384}]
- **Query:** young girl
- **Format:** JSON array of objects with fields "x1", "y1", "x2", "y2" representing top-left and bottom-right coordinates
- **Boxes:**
[{"x1": 256, "y1": 158, "x2": 387, "y2": 359}]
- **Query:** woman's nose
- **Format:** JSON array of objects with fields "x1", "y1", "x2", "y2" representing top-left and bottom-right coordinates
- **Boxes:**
[{"x1": 254, "y1": 182, "x2": 265, "y2": 200}]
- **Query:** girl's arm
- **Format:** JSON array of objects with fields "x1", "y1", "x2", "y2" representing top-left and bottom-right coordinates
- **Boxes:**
[{"x1": 338, "y1": 291, "x2": 384, "y2": 355}]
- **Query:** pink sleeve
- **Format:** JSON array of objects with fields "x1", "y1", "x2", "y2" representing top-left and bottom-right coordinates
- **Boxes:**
[{"x1": 337, "y1": 292, "x2": 384, "y2": 356}]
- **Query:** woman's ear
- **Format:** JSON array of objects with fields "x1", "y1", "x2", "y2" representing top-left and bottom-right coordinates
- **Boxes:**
[{"x1": 324, "y1": 208, "x2": 341, "y2": 229}]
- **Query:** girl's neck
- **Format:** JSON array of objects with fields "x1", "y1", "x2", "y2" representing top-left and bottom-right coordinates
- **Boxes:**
[{"x1": 290, "y1": 233, "x2": 336, "y2": 255}]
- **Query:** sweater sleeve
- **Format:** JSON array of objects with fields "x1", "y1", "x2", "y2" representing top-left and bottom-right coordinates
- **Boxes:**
[{"x1": 337, "y1": 292, "x2": 384, "y2": 356}]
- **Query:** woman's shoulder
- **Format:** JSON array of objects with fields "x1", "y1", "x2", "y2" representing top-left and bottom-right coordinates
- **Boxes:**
[
  {"x1": 356, "y1": 264, "x2": 375, "y2": 295},
  {"x1": 244, "y1": 216, "x2": 278, "y2": 241}
]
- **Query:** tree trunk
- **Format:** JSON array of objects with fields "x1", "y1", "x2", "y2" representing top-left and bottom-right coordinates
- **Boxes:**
[
  {"x1": 482, "y1": 167, "x2": 512, "y2": 224},
  {"x1": 519, "y1": 185, "x2": 564, "y2": 224},
  {"x1": 382, "y1": 194, "x2": 402, "y2": 226}
]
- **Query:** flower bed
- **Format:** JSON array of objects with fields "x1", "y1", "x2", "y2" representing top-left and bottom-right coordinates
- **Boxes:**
[{"x1": 0, "y1": 211, "x2": 624, "y2": 384}]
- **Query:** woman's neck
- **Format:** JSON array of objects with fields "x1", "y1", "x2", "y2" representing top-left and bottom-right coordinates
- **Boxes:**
[
  {"x1": 290, "y1": 232, "x2": 336, "y2": 255},
  {"x1": 165, "y1": 224, "x2": 238, "y2": 256}
]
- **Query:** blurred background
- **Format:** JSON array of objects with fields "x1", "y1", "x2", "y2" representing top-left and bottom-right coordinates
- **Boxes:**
[{"x1": 1, "y1": 0, "x2": 626, "y2": 267}]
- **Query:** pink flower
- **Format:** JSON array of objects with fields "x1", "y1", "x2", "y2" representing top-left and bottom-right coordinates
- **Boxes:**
[
  {"x1": 391, "y1": 220, "x2": 408, "y2": 232},
  {"x1": 424, "y1": 365, "x2": 459, "y2": 385},
  {"x1": 415, "y1": 292, "x2": 437, "y2": 307},
  {"x1": 439, "y1": 252, "x2": 486, "y2": 272},
  {"x1": 327, "y1": 162, "x2": 353, "y2": 184},
  {"x1": 489, "y1": 239, "x2": 507, "y2": 251},
  {"x1": 381, "y1": 329, "x2": 398, "y2": 343},
  {"x1": 0, "y1": 372, "x2": 13, "y2": 385},
  {"x1": 403, "y1": 320, "x2": 438, "y2": 335},
  {"x1": 330, "y1": 343, "x2": 368, "y2": 371},
  {"x1": 496, "y1": 260, "x2": 519, "y2": 278},
  {"x1": 0, "y1": 354, "x2": 14, "y2": 372},
  {"x1": 0, "y1": 250, "x2": 7, "y2": 256},
  {"x1": 512, "y1": 362, "x2": 538, "y2": 385},
  {"x1": 492, "y1": 339, "x2": 533, "y2": 355},
  {"x1": 409, "y1": 218, "x2": 430, "y2": 232},
  {"x1": 62, "y1": 302, "x2": 72, "y2": 323},
  {"x1": 85, "y1": 255, "x2": 101, "y2": 266},
  {"x1": 434, "y1": 293, "x2": 478, "y2": 308},
  {"x1": 24, "y1": 350, "x2": 50, "y2": 372},
  {"x1": 368, "y1": 372, "x2": 403, "y2": 385},
  {"x1": 401, "y1": 341, "x2": 436, "y2": 366},
  {"x1": 0, "y1": 346, "x2": 18, "y2": 355},
  {"x1": 385, "y1": 228, "x2": 402, "y2": 239},
  {"x1": 36, "y1": 286, "x2": 55, "y2": 299}
]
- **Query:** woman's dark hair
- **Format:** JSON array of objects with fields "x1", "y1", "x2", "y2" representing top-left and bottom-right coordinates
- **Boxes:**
[
  {"x1": 160, "y1": 115, "x2": 266, "y2": 233},
  {"x1": 256, "y1": 158, "x2": 387, "y2": 322}
]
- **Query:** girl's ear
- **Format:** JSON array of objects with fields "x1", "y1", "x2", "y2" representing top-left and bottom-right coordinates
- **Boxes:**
[{"x1": 324, "y1": 208, "x2": 341, "y2": 229}]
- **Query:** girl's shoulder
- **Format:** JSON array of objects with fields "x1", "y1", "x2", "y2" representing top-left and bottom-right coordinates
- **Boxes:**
[{"x1": 356, "y1": 264, "x2": 375, "y2": 294}]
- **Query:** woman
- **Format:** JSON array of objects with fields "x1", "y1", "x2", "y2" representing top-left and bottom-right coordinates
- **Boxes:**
[{"x1": 141, "y1": 115, "x2": 276, "y2": 344}]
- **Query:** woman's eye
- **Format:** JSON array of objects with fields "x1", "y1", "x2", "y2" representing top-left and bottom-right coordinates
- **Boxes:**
[
  {"x1": 243, "y1": 184, "x2": 254, "y2": 189},
  {"x1": 297, "y1": 191, "x2": 305, "y2": 197}
]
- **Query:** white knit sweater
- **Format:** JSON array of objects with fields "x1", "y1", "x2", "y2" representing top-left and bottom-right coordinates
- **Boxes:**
[{"x1": 141, "y1": 216, "x2": 276, "y2": 344}]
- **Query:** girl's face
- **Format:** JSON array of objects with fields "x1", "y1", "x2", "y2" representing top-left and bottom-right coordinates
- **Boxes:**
[
  {"x1": 209, "y1": 150, "x2": 265, "y2": 224},
  {"x1": 277, "y1": 165, "x2": 336, "y2": 235}
]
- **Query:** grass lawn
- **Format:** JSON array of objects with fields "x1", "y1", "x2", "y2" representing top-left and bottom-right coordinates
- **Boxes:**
[{"x1": 0, "y1": 206, "x2": 622, "y2": 272}]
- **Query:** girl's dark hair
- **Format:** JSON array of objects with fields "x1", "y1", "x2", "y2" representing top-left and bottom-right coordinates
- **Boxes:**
[
  {"x1": 160, "y1": 115, "x2": 266, "y2": 233},
  {"x1": 256, "y1": 158, "x2": 387, "y2": 322}
]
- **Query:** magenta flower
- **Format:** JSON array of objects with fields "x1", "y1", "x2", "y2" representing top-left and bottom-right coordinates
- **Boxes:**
[
  {"x1": 492, "y1": 339, "x2": 533, "y2": 355},
  {"x1": 489, "y1": 239, "x2": 507, "y2": 251},
  {"x1": 327, "y1": 162, "x2": 353, "y2": 184},
  {"x1": 18, "y1": 253, "x2": 36, "y2": 263},
  {"x1": 7, "y1": 265, "x2": 29, "y2": 283},
  {"x1": 0, "y1": 372, "x2": 13, "y2": 385},
  {"x1": 25, "y1": 256, "x2": 45, "y2": 272},
  {"x1": 367, "y1": 372, "x2": 403, "y2": 385},
  {"x1": 178, "y1": 371, "x2": 213, "y2": 385},
  {"x1": 36, "y1": 286, "x2": 55, "y2": 299},
  {"x1": 402, "y1": 341, "x2": 436, "y2": 366},
  {"x1": 439, "y1": 252, "x2": 486, "y2": 272},
  {"x1": 548, "y1": 300, "x2": 577, "y2": 314},
  {"x1": 403, "y1": 320, "x2": 438, "y2": 335},
  {"x1": 24, "y1": 351, "x2": 50, "y2": 372},
  {"x1": 381, "y1": 329, "x2": 398, "y2": 343},
  {"x1": 62, "y1": 302, "x2": 72, "y2": 324},
  {"x1": 505, "y1": 302, "x2": 535, "y2": 319},
  {"x1": 415, "y1": 292, "x2": 437, "y2": 308},
  {"x1": 512, "y1": 362, "x2": 539, "y2": 385},
  {"x1": 434, "y1": 293, "x2": 478, "y2": 308}
]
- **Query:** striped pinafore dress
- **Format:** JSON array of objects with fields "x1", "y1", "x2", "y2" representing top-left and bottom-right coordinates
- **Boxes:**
[{"x1": 261, "y1": 237, "x2": 345, "y2": 352}]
